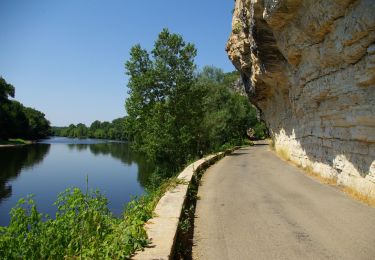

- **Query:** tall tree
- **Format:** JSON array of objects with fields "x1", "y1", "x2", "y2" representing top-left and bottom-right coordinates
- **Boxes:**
[
  {"x1": 0, "y1": 77, "x2": 51, "y2": 140},
  {"x1": 125, "y1": 32, "x2": 265, "y2": 177},
  {"x1": 125, "y1": 29, "x2": 199, "y2": 171},
  {"x1": 23, "y1": 107, "x2": 51, "y2": 139},
  {"x1": 0, "y1": 77, "x2": 15, "y2": 103}
]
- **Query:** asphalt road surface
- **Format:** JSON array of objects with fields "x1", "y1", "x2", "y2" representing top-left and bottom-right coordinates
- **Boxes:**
[{"x1": 192, "y1": 145, "x2": 375, "y2": 260}]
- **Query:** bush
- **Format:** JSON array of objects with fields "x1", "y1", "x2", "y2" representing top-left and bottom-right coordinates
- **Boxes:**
[
  {"x1": 0, "y1": 187, "x2": 161, "y2": 259},
  {"x1": 0, "y1": 174, "x2": 184, "y2": 259},
  {"x1": 253, "y1": 121, "x2": 268, "y2": 140}
]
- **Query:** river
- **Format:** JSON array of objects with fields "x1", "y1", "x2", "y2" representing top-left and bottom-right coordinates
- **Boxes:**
[{"x1": 0, "y1": 137, "x2": 153, "y2": 226}]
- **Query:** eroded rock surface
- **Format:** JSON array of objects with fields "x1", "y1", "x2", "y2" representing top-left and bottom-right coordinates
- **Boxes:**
[{"x1": 227, "y1": 0, "x2": 375, "y2": 198}]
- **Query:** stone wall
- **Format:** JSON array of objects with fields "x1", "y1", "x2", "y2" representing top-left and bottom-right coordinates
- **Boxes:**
[{"x1": 226, "y1": 0, "x2": 375, "y2": 198}]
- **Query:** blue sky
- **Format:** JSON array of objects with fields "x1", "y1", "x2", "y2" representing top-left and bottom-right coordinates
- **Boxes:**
[{"x1": 0, "y1": 0, "x2": 235, "y2": 126}]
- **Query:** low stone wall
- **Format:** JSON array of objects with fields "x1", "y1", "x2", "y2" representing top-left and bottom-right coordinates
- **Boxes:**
[{"x1": 132, "y1": 150, "x2": 234, "y2": 259}]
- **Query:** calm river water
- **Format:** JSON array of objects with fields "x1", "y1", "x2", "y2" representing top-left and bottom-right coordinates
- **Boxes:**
[{"x1": 0, "y1": 137, "x2": 153, "y2": 226}]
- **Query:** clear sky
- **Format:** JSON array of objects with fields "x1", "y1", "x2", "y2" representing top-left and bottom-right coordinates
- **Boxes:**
[{"x1": 0, "y1": 0, "x2": 236, "y2": 126}]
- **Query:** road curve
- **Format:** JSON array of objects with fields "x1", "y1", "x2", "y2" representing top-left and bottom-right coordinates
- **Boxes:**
[{"x1": 192, "y1": 145, "x2": 375, "y2": 260}]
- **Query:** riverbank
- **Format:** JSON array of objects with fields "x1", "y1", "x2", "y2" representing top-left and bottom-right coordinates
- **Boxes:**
[{"x1": 0, "y1": 138, "x2": 34, "y2": 147}]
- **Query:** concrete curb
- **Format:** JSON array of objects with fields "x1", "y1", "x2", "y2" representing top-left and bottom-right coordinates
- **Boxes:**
[{"x1": 132, "y1": 148, "x2": 237, "y2": 259}]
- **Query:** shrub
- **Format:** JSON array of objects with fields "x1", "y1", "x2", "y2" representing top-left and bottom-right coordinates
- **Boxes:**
[{"x1": 0, "y1": 186, "x2": 162, "y2": 259}]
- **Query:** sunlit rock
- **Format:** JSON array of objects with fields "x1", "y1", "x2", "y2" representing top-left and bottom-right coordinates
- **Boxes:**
[{"x1": 227, "y1": 0, "x2": 375, "y2": 198}]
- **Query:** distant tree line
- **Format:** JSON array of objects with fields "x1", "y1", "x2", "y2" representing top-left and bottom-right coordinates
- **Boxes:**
[
  {"x1": 52, "y1": 117, "x2": 128, "y2": 141},
  {"x1": 0, "y1": 77, "x2": 51, "y2": 140}
]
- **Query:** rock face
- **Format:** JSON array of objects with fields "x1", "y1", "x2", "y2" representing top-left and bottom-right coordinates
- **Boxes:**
[{"x1": 226, "y1": 0, "x2": 375, "y2": 198}]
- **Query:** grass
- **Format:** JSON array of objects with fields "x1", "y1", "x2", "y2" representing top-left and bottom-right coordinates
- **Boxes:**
[
  {"x1": 302, "y1": 165, "x2": 337, "y2": 186},
  {"x1": 299, "y1": 163, "x2": 374, "y2": 207},
  {"x1": 268, "y1": 138, "x2": 275, "y2": 150},
  {"x1": 272, "y1": 143, "x2": 336, "y2": 185},
  {"x1": 298, "y1": 164, "x2": 374, "y2": 207},
  {"x1": 340, "y1": 186, "x2": 375, "y2": 207},
  {"x1": 0, "y1": 138, "x2": 32, "y2": 145},
  {"x1": 276, "y1": 147, "x2": 290, "y2": 161},
  {"x1": 242, "y1": 139, "x2": 254, "y2": 146}
]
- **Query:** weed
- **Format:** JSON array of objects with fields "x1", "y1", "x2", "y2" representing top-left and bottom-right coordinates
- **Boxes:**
[
  {"x1": 0, "y1": 138, "x2": 31, "y2": 145},
  {"x1": 277, "y1": 147, "x2": 290, "y2": 161},
  {"x1": 299, "y1": 164, "x2": 374, "y2": 207},
  {"x1": 302, "y1": 165, "x2": 337, "y2": 185},
  {"x1": 233, "y1": 21, "x2": 242, "y2": 34},
  {"x1": 269, "y1": 138, "x2": 275, "y2": 150},
  {"x1": 340, "y1": 186, "x2": 375, "y2": 207},
  {"x1": 0, "y1": 176, "x2": 184, "y2": 259}
]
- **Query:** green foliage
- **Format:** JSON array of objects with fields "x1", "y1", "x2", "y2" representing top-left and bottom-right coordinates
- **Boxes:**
[
  {"x1": 253, "y1": 121, "x2": 268, "y2": 140},
  {"x1": 196, "y1": 71, "x2": 258, "y2": 151},
  {"x1": 0, "y1": 182, "x2": 177, "y2": 259},
  {"x1": 125, "y1": 28, "x2": 199, "y2": 172},
  {"x1": 23, "y1": 107, "x2": 51, "y2": 139},
  {"x1": 0, "y1": 138, "x2": 32, "y2": 145},
  {"x1": 198, "y1": 66, "x2": 225, "y2": 83},
  {"x1": 233, "y1": 21, "x2": 242, "y2": 34},
  {"x1": 0, "y1": 175, "x2": 184, "y2": 259},
  {"x1": 0, "y1": 101, "x2": 51, "y2": 140},
  {"x1": 52, "y1": 117, "x2": 129, "y2": 141},
  {"x1": 0, "y1": 77, "x2": 51, "y2": 140},
  {"x1": 0, "y1": 76, "x2": 15, "y2": 102},
  {"x1": 0, "y1": 101, "x2": 28, "y2": 139},
  {"x1": 125, "y1": 30, "x2": 263, "y2": 174}
]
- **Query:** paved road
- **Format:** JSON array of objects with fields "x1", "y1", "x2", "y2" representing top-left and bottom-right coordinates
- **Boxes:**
[{"x1": 192, "y1": 145, "x2": 375, "y2": 260}]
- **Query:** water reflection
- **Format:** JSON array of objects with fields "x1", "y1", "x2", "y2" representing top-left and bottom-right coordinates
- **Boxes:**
[
  {"x1": 0, "y1": 139, "x2": 155, "y2": 226},
  {"x1": 66, "y1": 142, "x2": 154, "y2": 187},
  {"x1": 0, "y1": 144, "x2": 51, "y2": 203}
]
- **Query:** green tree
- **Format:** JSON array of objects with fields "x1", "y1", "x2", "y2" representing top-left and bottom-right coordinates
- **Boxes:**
[
  {"x1": 195, "y1": 67, "x2": 257, "y2": 150},
  {"x1": 0, "y1": 77, "x2": 16, "y2": 139},
  {"x1": 89, "y1": 120, "x2": 101, "y2": 132},
  {"x1": 0, "y1": 77, "x2": 51, "y2": 140},
  {"x1": 74, "y1": 123, "x2": 88, "y2": 138},
  {"x1": 125, "y1": 29, "x2": 199, "y2": 171},
  {"x1": 0, "y1": 101, "x2": 29, "y2": 139},
  {"x1": 198, "y1": 66, "x2": 225, "y2": 84},
  {"x1": 23, "y1": 107, "x2": 51, "y2": 139},
  {"x1": 0, "y1": 76, "x2": 15, "y2": 102}
]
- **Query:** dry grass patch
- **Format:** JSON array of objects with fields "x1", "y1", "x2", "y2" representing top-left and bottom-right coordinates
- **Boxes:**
[
  {"x1": 301, "y1": 165, "x2": 375, "y2": 207},
  {"x1": 340, "y1": 186, "x2": 375, "y2": 207},
  {"x1": 276, "y1": 147, "x2": 291, "y2": 161},
  {"x1": 302, "y1": 165, "x2": 337, "y2": 185},
  {"x1": 268, "y1": 138, "x2": 275, "y2": 150}
]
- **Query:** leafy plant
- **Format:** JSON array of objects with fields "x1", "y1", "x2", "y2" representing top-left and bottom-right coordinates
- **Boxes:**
[
  {"x1": 0, "y1": 174, "x2": 186, "y2": 259},
  {"x1": 233, "y1": 21, "x2": 242, "y2": 34},
  {"x1": 124, "y1": 30, "x2": 263, "y2": 174}
]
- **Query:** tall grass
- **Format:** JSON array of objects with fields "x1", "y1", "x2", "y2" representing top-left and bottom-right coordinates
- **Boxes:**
[{"x1": 340, "y1": 186, "x2": 375, "y2": 207}]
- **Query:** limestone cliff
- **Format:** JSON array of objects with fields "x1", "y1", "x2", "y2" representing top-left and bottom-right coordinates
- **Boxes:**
[{"x1": 227, "y1": 0, "x2": 375, "y2": 198}]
